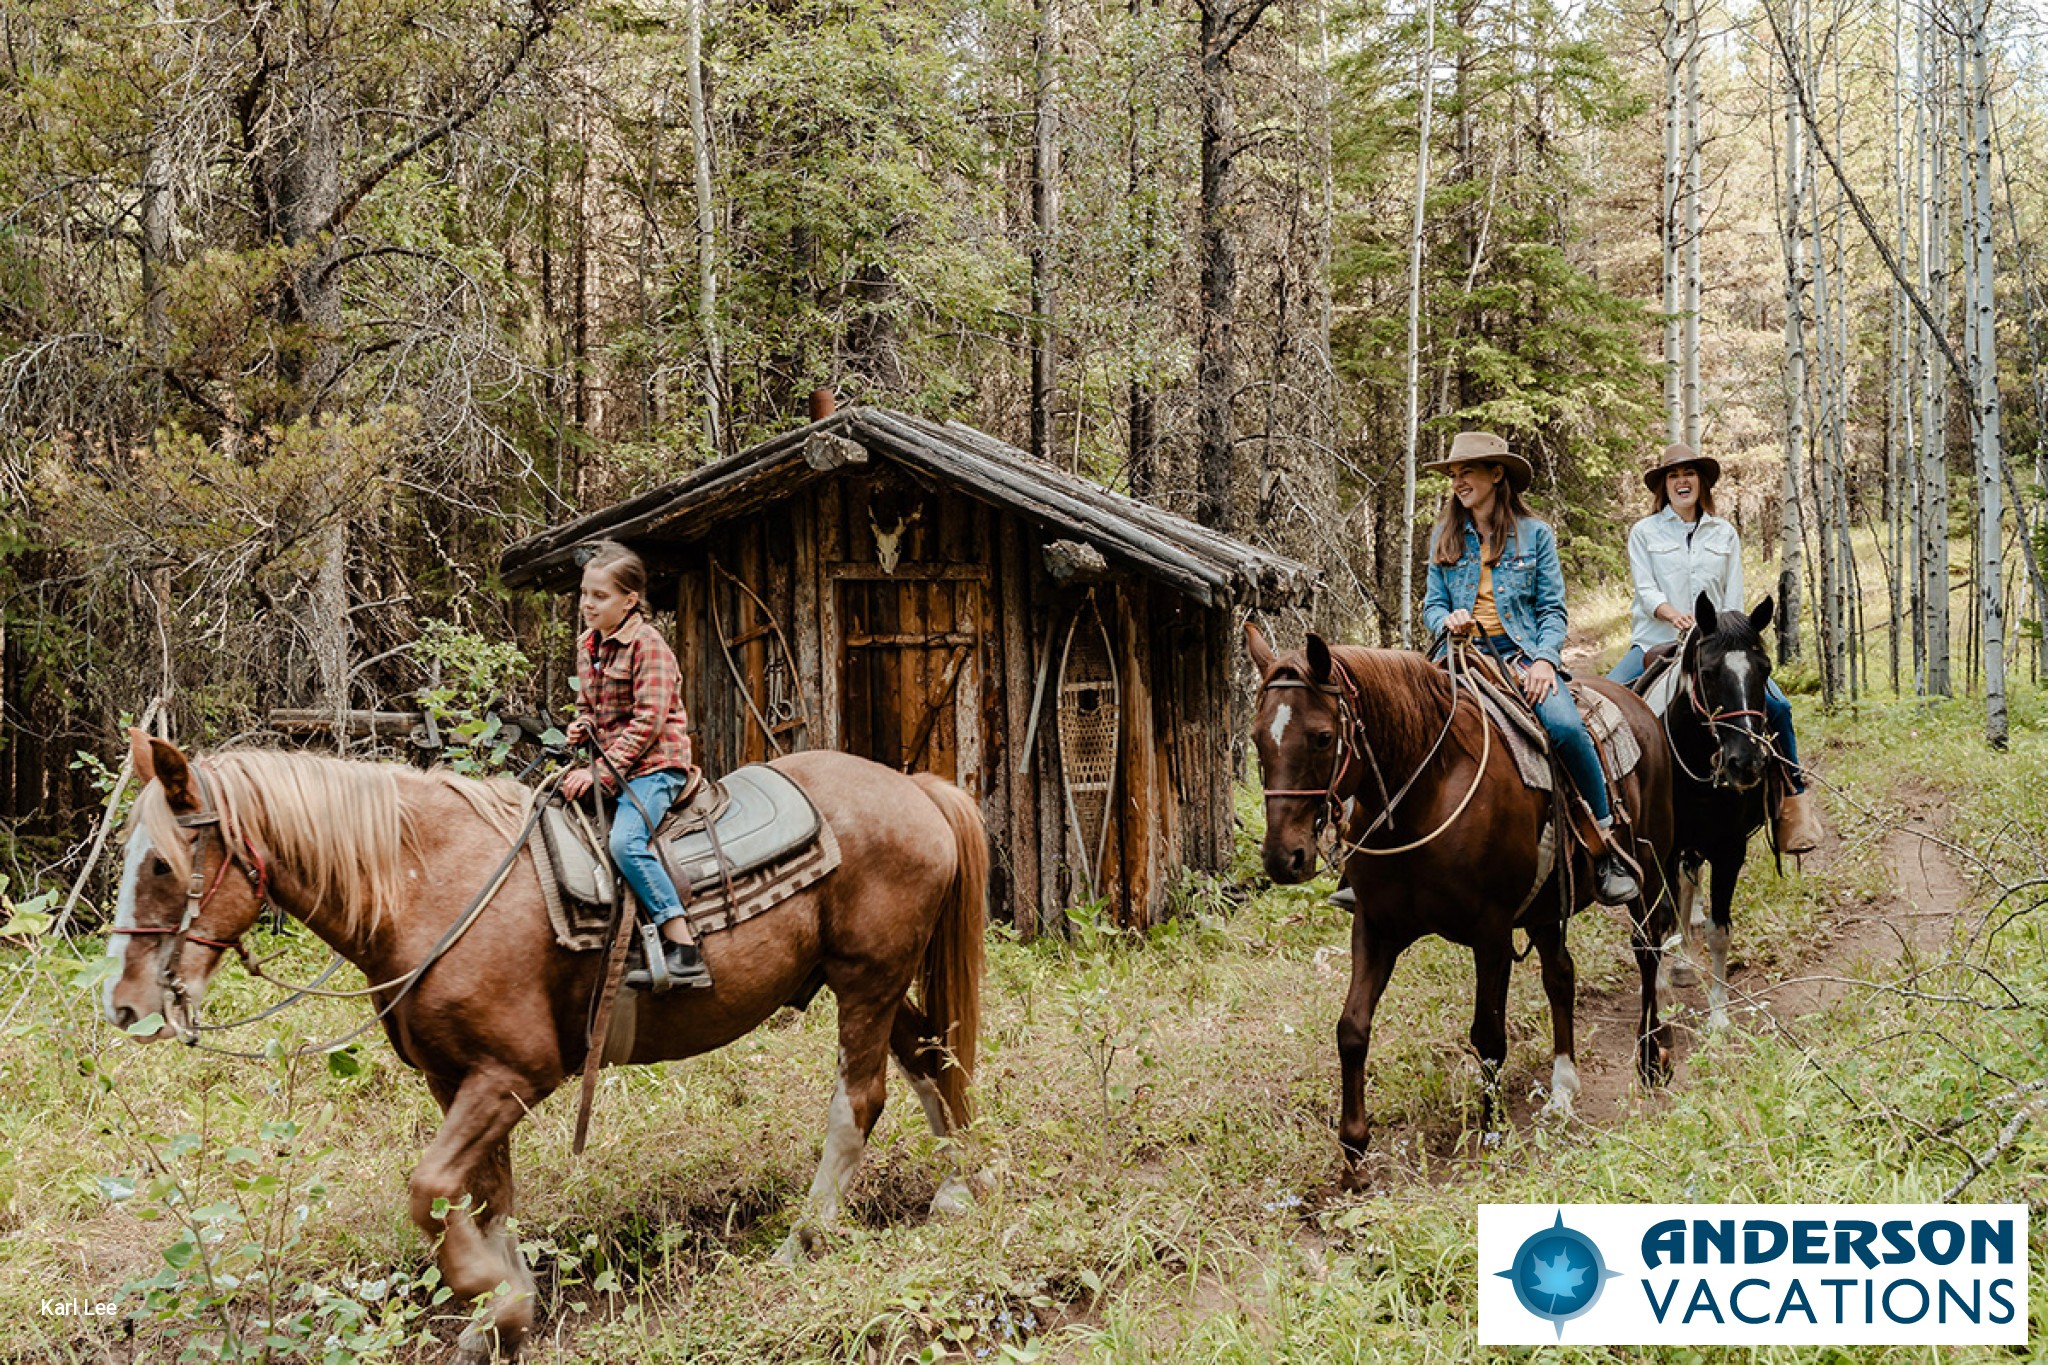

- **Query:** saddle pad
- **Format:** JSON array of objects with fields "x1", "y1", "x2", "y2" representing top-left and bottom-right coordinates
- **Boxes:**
[
  {"x1": 656, "y1": 764, "x2": 820, "y2": 892},
  {"x1": 1634, "y1": 650, "x2": 1684, "y2": 717},
  {"x1": 1470, "y1": 681, "x2": 1643, "y2": 794}
]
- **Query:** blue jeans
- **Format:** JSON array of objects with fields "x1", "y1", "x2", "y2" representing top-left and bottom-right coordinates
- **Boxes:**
[
  {"x1": 1764, "y1": 681, "x2": 1804, "y2": 791},
  {"x1": 1477, "y1": 638, "x2": 1611, "y2": 824},
  {"x1": 609, "y1": 768, "x2": 690, "y2": 925},
  {"x1": 1607, "y1": 646, "x2": 1647, "y2": 685}
]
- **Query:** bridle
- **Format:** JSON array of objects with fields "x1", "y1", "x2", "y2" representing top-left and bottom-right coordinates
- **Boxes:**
[
  {"x1": 1258, "y1": 641, "x2": 1490, "y2": 863},
  {"x1": 110, "y1": 764, "x2": 271, "y2": 1043},
  {"x1": 1664, "y1": 629, "x2": 1771, "y2": 786}
]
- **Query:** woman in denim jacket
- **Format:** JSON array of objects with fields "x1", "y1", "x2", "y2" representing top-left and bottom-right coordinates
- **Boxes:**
[{"x1": 1420, "y1": 431, "x2": 1640, "y2": 906}]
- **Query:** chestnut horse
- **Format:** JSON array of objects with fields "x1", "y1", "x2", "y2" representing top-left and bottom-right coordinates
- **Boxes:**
[
  {"x1": 104, "y1": 731, "x2": 985, "y2": 1363},
  {"x1": 1246, "y1": 626, "x2": 1676, "y2": 1187}
]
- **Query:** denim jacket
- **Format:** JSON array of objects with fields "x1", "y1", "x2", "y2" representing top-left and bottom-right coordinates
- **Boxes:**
[{"x1": 1422, "y1": 517, "x2": 1569, "y2": 667}]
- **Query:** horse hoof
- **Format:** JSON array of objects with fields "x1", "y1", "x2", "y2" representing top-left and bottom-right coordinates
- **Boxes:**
[
  {"x1": 774, "y1": 1223, "x2": 820, "y2": 1265},
  {"x1": 1539, "y1": 1095, "x2": 1575, "y2": 1122},
  {"x1": 1668, "y1": 961, "x2": 1699, "y2": 988},
  {"x1": 929, "y1": 1175, "x2": 973, "y2": 1218}
]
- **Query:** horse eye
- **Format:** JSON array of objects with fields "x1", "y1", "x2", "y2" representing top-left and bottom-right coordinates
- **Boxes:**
[
  {"x1": 150, "y1": 857, "x2": 170, "y2": 877},
  {"x1": 1309, "y1": 730, "x2": 1335, "y2": 751}
]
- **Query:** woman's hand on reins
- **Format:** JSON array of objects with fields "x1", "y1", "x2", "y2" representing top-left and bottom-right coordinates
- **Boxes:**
[
  {"x1": 1443, "y1": 609, "x2": 1476, "y2": 636},
  {"x1": 1521, "y1": 660, "x2": 1559, "y2": 703}
]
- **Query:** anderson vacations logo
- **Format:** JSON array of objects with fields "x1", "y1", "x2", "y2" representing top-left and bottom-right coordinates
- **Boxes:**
[{"x1": 1479, "y1": 1204, "x2": 2030, "y2": 1346}]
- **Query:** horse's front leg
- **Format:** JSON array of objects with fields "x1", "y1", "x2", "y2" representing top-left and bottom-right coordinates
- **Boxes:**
[
  {"x1": 1336, "y1": 908, "x2": 1404, "y2": 1191},
  {"x1": 415, "y1": 1070, "x2": 546, "y2": 1363},
  {"x1": 1632, "y1": 896, "x2": 1673, "y2": 1087},
  {"x1": 1702, "y1": 851, "x2": 1743, "y2": 1031},
  {"x1": 1658, "y1": 856, "x2": 1704, "y2": 990},
  {"x1": 1469, "y1": 939, "x2": 1513, "y2": 1144},
  {"x1": 1523, "y1": 914, "x2": 1578, "y2": 1120}
]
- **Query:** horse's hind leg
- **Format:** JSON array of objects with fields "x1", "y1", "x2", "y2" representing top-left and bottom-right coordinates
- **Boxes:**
[
  {"x1": 1469, "y1": 942, "x2": 1513, "y2": 1144},
  {"x1": 889, "y1": 1001, "x2": 974, "y2": 1217},
  {"x1": 779, "y1": 990, "x2": 895, "y2": 1262},
  {"x1": 1524, "y1": 916, "x2": 1579, "y2": 1120},
  {"x1": 414, "y1": 1071, "x2": 542, "y2": 1363}
]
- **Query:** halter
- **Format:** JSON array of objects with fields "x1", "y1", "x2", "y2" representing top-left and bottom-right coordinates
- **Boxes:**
[
  {"x1": 1663, "y1": 629, "x2": 1770, "y2": 786},
  {"x1": 1258, "y1": 641, "x2": 1489, "y2": 863},
  {"x1": 109, "y1": 763, "x2": 271, "y2": 1042}
]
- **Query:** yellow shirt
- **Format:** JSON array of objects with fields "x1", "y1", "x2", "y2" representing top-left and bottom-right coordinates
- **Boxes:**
[{"x1": 1473, "y1": 560, "x2": 1506, "y2": 637}]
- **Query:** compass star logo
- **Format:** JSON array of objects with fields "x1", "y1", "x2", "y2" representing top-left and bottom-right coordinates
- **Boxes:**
[{"x1": 1495, "y1": 1212, "x2": 1622, "y2": 1338}]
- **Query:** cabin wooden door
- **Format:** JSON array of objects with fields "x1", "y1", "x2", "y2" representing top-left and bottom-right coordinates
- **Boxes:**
[{"x1": 834, "y1": 568, "x2": 984, "y2": 787}]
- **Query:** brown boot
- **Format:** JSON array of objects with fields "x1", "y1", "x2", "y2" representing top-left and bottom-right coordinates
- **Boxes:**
[{"x1": 1775, "y1": 790, "x2": 1822, "y2": 855}]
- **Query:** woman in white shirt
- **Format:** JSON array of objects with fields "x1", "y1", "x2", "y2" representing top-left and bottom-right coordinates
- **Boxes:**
[{"x1": 1609, "y1": 443, "x2": 1819, "y2": 853}]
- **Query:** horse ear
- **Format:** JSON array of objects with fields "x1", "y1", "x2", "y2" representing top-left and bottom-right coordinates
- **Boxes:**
[
  {"x1": 128, "y1": 727, "x2": 156, "y2": 784},
  {"x1": 1245, "y1": 620, "x2": 1278, "y2": 675},
  {"x1": 148, "y1": 737, "x2": 199, "y2": 813},
  {"x1": 1693, "y1": 591, "x2": 1717, "y2": 631},
  {"x1": 1749, "y1": 595, "x2": 1775, "y2": 634},
  {"x1": 1305, "y1": 633, "x2": 1333, "y2": 684}
]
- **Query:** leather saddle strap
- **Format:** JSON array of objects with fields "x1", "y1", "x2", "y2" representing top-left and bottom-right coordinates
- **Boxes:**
[{"x1": 574, "y1": 753, "x2": 639, "y2": 1157}]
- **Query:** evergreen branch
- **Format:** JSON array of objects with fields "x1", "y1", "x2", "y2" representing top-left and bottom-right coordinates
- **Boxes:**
[{"x1": 319, "y1": 0, "x2": 559, "y2": 238}]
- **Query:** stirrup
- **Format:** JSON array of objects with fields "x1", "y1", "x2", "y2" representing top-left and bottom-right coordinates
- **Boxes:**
[
  {"x1": 625, "y1": 932, "x2": 714, "y2": 992},
  {"x1": 1593, "y1": 852, "x2": 1640, "y2": 907}
]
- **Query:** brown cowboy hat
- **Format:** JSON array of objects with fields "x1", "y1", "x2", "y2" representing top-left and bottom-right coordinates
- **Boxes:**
[
  {"x1": 1643, "y1": 441, "x2": 1721, "y2": 494},
  {"x1": 1419, "y1": 430, "x2": 1535, "y2": 494}
]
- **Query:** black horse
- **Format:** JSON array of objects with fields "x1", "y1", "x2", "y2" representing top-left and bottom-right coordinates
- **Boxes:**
[{"x1": 1637, "y1": 592, "x2": 1777, "y2": 1030}]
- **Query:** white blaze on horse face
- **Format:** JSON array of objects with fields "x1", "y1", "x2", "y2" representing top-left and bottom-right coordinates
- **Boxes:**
[
  {"x1": 104, "y1": 829, "x2": 153, "y2": 1022},
  {"x1": 1268, "y1": 702, "x2": 1294, "y2": 750},
  {"x1": 1722, "y1": 652, "x2": 1753, "y2": 706}
]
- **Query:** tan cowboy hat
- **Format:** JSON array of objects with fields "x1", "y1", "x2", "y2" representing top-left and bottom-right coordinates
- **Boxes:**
[
  {"x1": 1643, "y1": 441, "x2": 1721, "y2": 494},
  {"x1": 1419, "y1": 430, "x2": 1535, "y2": 494}
]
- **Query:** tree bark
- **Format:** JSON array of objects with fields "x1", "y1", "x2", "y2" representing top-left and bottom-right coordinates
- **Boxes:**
[
  {"x1": 1968, "y1": 0, "x2": 2006, "y2": 746},
  {"x1": 1777, "y1": 0, "x2": 1807, "y2": 665},
  {"x1": 686, "y1": 0, "x2": 723, "y2": 455},
  {"x1": 1398, "y1": 0, "x2": 1437, "y2": 648}
]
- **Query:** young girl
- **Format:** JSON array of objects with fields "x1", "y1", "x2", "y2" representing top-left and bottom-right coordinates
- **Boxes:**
[
  {"x1": 1420, "y1": 430, "x2": 1640, "y2": 906},
  {"x1": 1607, "y1": 443, "x2": 1820, "y2": 853},
  {"x1": 560, "y1": 540, "x2": 712, "y2": 990}
]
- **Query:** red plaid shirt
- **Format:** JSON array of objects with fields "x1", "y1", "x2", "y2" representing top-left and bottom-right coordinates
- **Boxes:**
[{"x1": 574, "y1": 614, "x2": 693, "y2": 788}]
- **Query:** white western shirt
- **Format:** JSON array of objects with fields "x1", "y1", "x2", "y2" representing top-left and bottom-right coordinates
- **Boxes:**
[{"x1": 1627, "y1": 506, "x2": 1743, "y2": 651}]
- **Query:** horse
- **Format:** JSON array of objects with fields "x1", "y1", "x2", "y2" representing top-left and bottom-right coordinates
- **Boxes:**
[
  {"x1": 103, "y1": 731, "x2": 986, "y2": 1363},
  {"x1": 1640, "y1": 592, "x2": 1778, "y2": 1031},
  {"x1": 1245, "y1": 625, "x2": 1676, "y2": 1188}
]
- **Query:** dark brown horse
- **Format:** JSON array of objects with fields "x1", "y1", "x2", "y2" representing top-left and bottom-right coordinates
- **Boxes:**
[
  {"x1": 1246, "y1": 626, "x2": 1676, "y2": 1187},
  {"x1": 104, "y1": 731, "x2": 986, "y2": 1363}
]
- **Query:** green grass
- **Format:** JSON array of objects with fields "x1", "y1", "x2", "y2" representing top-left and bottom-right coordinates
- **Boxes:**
[{"x1": 3, "y1": 695, "x2": 2046, "y2": 1364}]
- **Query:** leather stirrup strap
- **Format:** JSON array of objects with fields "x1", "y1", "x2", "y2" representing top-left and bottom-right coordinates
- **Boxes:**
[{"x1": 573, "y1": 882, "x2": 638, "y2": 1157}]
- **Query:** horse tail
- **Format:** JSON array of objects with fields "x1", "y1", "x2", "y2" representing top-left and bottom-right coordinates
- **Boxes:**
[{"x1": 910, "y1": 773, "x2": 987, "y2": 1126}]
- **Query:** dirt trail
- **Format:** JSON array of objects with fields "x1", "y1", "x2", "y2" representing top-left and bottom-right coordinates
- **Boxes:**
[{"x1": 1555, "y1": 788, "x2": 1969, "y2": 1128}]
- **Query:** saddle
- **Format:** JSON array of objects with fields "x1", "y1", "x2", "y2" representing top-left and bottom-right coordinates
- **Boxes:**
[
  {"x1": 1631, "y1": 643, "x2": 1685, "y2": 716},
  {"x1": 1453, "y1": 655, "x2": 1644, "y2": 795},
  {"x1": 529, "y1": 764, "x2": 841, "y2": 951}
]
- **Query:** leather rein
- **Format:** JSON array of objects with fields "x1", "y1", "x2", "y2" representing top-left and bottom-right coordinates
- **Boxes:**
[
  {"x1": 1259, "y1": 641, "x2": 1491, "y2": 862},
  {"x1": 107, "y1": 765, "x2": 272, "y2": 1040},
  {"x1": 110, "y1": 760, "x2": 551, "y2": 1056},
  {"x1": 1662, "y1": 630, "x2": 1771, "y2": 786}
]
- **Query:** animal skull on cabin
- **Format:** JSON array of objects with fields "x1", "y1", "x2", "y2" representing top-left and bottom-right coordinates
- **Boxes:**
[{"x1": 869, "y1": 502, "x2": 922, "y2": 575}]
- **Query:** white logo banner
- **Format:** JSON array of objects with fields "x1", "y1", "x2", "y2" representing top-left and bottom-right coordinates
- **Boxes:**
[{"x1": 1479, "y1": 1204, "x2": 2031, "y2": 1346}]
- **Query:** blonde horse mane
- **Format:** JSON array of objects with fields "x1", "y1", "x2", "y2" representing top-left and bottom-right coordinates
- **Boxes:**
[{"x1": 134, "y1": 750, "x2": 532, "y2": 938}]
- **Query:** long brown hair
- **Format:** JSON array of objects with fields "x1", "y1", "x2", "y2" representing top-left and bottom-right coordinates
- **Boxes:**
[{"x1": 1428, "y1": 465, "x2": 1536, "y2": 566}]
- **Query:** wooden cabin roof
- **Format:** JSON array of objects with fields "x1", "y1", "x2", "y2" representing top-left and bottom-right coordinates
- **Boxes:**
[{"x1": 499, "y1": 407, "x2": 1317, "y2": 609}]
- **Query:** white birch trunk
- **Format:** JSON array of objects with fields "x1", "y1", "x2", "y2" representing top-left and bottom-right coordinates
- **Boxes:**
[
  {"x1": 1398, "y1": 0, "x2": 1437, "y2": 649},
  {"x1": 686, "y1": 0, "x2": 722, "y2": 454},
  {"x1": 1922, "y1": 19, "x2": 1951, "y2": 696},
  {"x1": 1662, "y1": 0, "x2": 1683, "y2": 443},
  {"x1": 1778, "y1": 0, "x2": 1808, "y2": 665},
  {"x1": 1682, "y1": 0, "x2": 1702, "y2": 448},
  {"x1": 1969, "y1": 0, "x2": 2006, "y2": 745}
]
